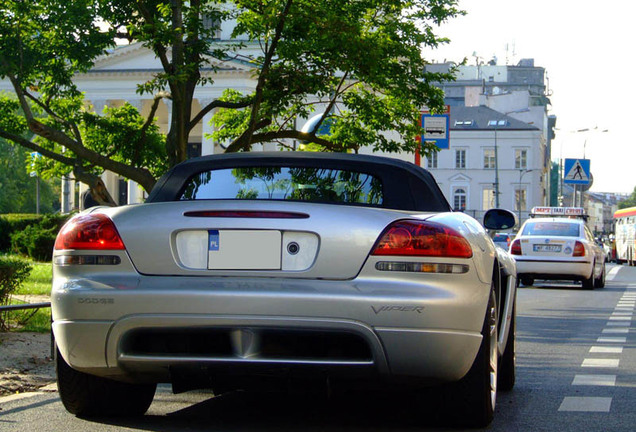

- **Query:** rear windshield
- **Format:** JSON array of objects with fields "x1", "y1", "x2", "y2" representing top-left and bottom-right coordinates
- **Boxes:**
[
  {"x1": 180, "y1": 166, "x2": 383, "y2": 206},
  {"x1": 521, "y1": 221, "x2": 580, "y2": 237}
]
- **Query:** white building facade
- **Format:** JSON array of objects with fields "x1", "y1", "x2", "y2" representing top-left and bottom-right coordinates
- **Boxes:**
[{"x1": 422, "y1": 106, "x2": 546, "y2": 224}]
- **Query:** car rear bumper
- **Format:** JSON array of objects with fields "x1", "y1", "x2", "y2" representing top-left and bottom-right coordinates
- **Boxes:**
[
  {"x1": 53, "y1": 316, "x2": 482, "y2": 385},
  {"x1": 51, "y1": 273, "x2": 489, "y2": 385},
  {"x1": 514, "y1": 259, "x2": 592, "y2": 279}
]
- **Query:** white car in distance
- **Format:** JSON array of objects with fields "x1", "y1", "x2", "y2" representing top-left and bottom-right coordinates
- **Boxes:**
[{"x1": 510, "y1": 207, "x2": 606, "y2": 289}]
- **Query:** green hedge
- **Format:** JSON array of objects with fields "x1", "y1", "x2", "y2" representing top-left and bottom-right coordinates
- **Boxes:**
[
  {"x1": 0, "y1": 213, "x2": 69, "y2": 261},
  {"x1": 0, "y1": 254, "x2": 33, "y2": 331}
]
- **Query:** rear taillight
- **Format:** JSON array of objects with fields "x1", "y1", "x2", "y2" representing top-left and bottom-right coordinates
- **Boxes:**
[
  {"x1": 510, "y1": 239, "x2": 522, "y2": 255},
  {"x1": 371, "y1": 220, "x2": 473, "y2": 258},
  {"x1": 573, "y1": 241, "x2": 586, "y2": 257},
  {"x1": 54, "y1": 214, "x2": 125, "y2": 250}
]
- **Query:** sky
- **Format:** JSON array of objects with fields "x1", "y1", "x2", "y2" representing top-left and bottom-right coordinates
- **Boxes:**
[{"x1": 423, "y1": 0, "x2": 636, "y2": 194}]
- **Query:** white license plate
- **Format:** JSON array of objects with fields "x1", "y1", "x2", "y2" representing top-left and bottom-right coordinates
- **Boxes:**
[
  {"x1": 208, "y1": 230, "x2": 281, "y2": 270},
  {"x1": 533, "y1": 244, "x2": 561, "y2": 253}
]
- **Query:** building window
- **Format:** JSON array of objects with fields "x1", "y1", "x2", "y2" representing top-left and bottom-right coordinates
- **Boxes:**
[
  {"x1": 455, "y1": 149, "x2": 466, "y2": 169},
  {"x1": 118, "y1": 179, "x2": 128, "y2": 206},
  {"x1": 427, "y1": 152, "x2": 438, "y2": 169},
  {"x1": 187, "y1": 142, "x2": 202, "y2": 159},
  {"x1": 515, "y1": 149, "x2": 528, "y2": 169},
  {"x1": 453, "y1": 188, "x2": 467, "y2": 211},
  {"x1": 202, "y1": 14, "x2": 222, "y2": 40},
  {"x1": 483, "y1": 148, "x2": 496, "y2": 169},
  {"x1": 514, "y1": 188, "x2": 527, "y2": 212},
  {"x1": 482, "y1": 187, "x2": 495, "y2": 210}
]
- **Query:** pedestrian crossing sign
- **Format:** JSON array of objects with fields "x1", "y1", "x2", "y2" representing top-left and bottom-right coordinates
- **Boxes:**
[{"x1": 563, "y1": 158, "x2": 591, "y2": 185}]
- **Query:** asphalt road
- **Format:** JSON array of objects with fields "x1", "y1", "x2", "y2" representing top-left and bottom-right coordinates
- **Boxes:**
[{"x1": 1, "y1": 264, "x2": 634, "y2": 431}]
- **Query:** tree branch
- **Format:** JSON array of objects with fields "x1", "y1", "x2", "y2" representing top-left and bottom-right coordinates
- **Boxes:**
[
  {"x1": 135, "y1": 2, "x2": 172, "y2": 73},
  {"x1": 312, "y1": 71, "x2": 349, "y2": 135},
  {"x1": 188, "y1": 98, "x2": 253, "y2": 131},
  {"x1": 248, "y1": 129, "x2": 343, "y2": 152},
  {"x1": 241, "y1": 0, "x2": 294, "y2": 149},
  {"x1": 225, "y1": 118, "x2": 272, "y2": 153},
  {"x1": 72, "y1": 165, "x2": 118, "y2": 207},
  {"x1": 141, "y1": 95, "x2": 163, "y2": 135},
  {"x1": 4, "y1": 69, "x2": 157, "y2": 192},
  {"x1": 0, "y1": 130, "x2": 75, "y2": 166}
]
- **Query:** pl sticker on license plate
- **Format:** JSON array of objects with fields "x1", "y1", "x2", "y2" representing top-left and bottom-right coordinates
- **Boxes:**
[{"x1": 208, "y1": 230, "x2": 220, "y2": 251}]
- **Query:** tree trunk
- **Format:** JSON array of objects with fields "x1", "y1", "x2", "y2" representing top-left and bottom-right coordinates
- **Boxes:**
[{"x1": 73, "y1": 168, "x2": 117, "y2": 207}]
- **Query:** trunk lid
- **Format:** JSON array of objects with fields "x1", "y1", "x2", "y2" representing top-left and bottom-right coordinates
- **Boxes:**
[{"x1": 103, "y1": 201, "x2": 433, "y2": 280}]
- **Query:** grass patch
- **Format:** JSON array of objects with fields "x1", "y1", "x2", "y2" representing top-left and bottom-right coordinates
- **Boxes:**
[{"x1": 17, "y1": 262, "x2": 52, "y2": 296}]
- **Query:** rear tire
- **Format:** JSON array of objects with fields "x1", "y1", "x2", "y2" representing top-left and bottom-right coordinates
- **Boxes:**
[
  {"x1": 498, "y1": 300, "x2": 516, "y2": 391},
  {"x1": 446, "y1": 287, "x2": 498, "y2": 427},
  {"x1": 582, "y1": 263, "x2": 595, "y2": 290},
  {"x1": 594, "y1": 262, "x2": 606, "y2": 288},
  {"x1": 56, "y1": 346, "x2": 156, "y2": 417}
]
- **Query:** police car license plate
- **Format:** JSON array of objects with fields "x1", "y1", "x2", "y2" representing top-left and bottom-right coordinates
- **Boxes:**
[{"x1": 533, "y1": 244, "x2": 561, "y2": 253}]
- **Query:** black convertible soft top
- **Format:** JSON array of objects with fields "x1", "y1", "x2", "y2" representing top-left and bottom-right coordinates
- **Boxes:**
[{"x1": 147, "y1": 152, "x2": 452, "y2": 212}]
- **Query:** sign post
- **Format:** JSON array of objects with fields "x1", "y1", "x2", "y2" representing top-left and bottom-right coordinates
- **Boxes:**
[{"x1": 563, "y1": 158, "x2": 591, "y2": 207}]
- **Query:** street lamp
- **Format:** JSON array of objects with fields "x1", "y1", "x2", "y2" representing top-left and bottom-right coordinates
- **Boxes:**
[
  {"x1": 492, "y1": 108, "x2": 530, "y2": 208},
  {"x1": 517, "y1": 169, "x2": 533, "y2": 224}
]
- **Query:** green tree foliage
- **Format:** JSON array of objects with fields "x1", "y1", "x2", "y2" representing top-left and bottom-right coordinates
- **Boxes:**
[
  {"x1": 0, "y1": 0, "x2": 462, "y2": 204},
  {"x1": 0, "y1": 254, "x2": 33, "y2": 330},
  {"x1": 0, "y1": 138, "x2": 60, "y2": 214},
  {"x1": 618, "y1": 186, "x2": 636, "y2": 209}
]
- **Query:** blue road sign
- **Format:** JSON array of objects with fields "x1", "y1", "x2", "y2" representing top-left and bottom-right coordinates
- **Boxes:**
[
  {"x1": 563, "y1": 158, "x2": 591, "y2": 185},
  {"x1": 421, "y1": 111, "x2": 450, "y2": 149}
]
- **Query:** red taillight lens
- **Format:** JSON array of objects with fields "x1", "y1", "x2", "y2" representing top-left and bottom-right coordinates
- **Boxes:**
[
  {"x1": 510, "y1": 239, "x2": 522, "y2": 255},
  {"x1": 54, "y1": 214, "x2": 125, "y2": 250},
  {"x1": 371, "y1": 220, "x2": 473, "y2": 258},
  {"x1": 573, "y1": 241, "x2": 586, "y2": 257}
]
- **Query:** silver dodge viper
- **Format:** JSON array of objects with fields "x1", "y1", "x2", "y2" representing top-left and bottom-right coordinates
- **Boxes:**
[{"x1": 52, "y1": 152, "x2": 517, "y2": 427}]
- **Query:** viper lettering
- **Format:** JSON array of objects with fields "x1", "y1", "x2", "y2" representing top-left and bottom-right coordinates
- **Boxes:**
[{"x1": 372, "y1": 305, "x2": 424, "y2": 315}]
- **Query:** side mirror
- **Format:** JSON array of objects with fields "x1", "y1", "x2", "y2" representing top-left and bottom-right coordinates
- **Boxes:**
[{"x1": 483, "y1": 209, "x2": 517, "y2": 231}]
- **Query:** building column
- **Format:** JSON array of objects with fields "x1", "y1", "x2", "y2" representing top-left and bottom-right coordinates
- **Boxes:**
[
  {"x1": 61, "y1": 176, "x2": 73, "y2": 214},
  {"x1": 91, "y1": 99, "x2": 108, "y2": 114},
  {"x1": 123, "y1": 99, "x2": 144, "y2": 205},
  {"x1": 127, "y1": 180, "x2": 143, "y2": 204},
  {"x1": 163, "y1": 99, "x2": 172, "y2": 123},
  {"x1": 199, "y1": 98, "x2": 215, "y2": 155}
]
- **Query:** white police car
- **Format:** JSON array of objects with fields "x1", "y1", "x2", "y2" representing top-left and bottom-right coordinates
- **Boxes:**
[{"x1": 510, "y1": 207, "x2": 605, "y2": 289}]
